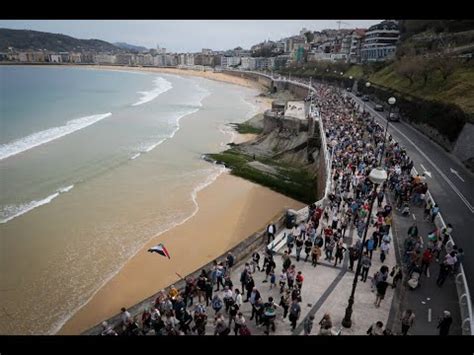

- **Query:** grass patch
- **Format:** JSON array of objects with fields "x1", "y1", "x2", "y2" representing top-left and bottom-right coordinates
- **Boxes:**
[
  {"x1": 233, "y1": 123, "x2": 263, "y2": 134},
  {"x1": 369, "y1": 62, "x2": 474, "y2": 121},
  {"x1": 206, "y1": 150, "x2": 316, "y2": 204}
]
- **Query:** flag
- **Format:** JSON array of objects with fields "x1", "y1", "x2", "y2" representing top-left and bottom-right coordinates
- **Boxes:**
[{"x1": 147, "y1": 243, "x2": 171, "y2": 259}]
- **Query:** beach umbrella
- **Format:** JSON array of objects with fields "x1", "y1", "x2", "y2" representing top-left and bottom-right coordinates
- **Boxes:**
[{"x1": 147, "y1": 243, "x2": 171, "y2": 259}]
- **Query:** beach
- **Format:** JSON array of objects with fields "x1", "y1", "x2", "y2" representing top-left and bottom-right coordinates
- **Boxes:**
[
  {"x1": 59, "y1": 169, "x2": 304, "y2": 334},
  {"x1": 48, "y1": 66, "x2": 301, "y2": 334}
]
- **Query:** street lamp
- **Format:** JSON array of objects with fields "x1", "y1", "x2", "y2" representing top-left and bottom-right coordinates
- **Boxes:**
[
  {"x1": 363, "y1": 82, "x2": 371, "y2": 113},
  {"x1": 341, "y1": 166, "x2": 388, "y2": 328},
  {"x1": 379, "y1": 97, "x2": 396, "y2": 166}
]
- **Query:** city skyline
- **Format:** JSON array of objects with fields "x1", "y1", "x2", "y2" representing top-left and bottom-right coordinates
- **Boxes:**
[{"x1": 0, "y1": 20, "x2": 382, "y2": 52}]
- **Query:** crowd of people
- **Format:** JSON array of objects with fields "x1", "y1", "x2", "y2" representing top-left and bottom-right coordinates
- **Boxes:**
[{"x1": 98, "y1": 80, "x2": 460, "y2": 336}]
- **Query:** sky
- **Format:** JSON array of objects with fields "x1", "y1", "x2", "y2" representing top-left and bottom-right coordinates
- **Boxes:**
[{"x1": 0, "y1": 20, "x2": 383, "y2": 52}]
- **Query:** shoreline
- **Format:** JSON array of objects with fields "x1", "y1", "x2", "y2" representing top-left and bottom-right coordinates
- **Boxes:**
[{"x1": 56, "y1": 68, "x2": 290, "y2": 334}]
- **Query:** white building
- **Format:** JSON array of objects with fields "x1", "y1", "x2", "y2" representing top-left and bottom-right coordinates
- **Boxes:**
[
  {"x1": 221, "y1": 56, "x2": 241, "y2": 68},
  {"x1": 240, "y1": 57, "x2": 251, "y2": 69},
  {"x1": 361, "y1": 20, "x2": 399, "y2": 62},
  {"x1": 93, "y1": 54, "x2": 116, "y2": 64}
]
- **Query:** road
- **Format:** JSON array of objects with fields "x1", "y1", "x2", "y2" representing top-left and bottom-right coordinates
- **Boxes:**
[{"x1": 349, "y1": 92, "x2": 474, "y2": 298}]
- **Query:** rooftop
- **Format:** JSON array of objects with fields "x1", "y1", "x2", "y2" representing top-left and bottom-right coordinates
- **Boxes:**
[{"x1": 284, "y1": 101, "x2": 308, "y2": 120}]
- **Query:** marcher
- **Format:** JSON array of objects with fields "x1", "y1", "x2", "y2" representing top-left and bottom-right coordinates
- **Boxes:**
[
  {"x1": 367, "y1": 321, "x2": 384, "y2": 335},
  {"x1": 401, "y1": 309, "x2": 415, "y2": 335},
  {"x1": 437, "y1": 310, "x2": 453, "y2": 336},
  {"x1": 319, "y1": 313, "x2": 333, "y2": 335},
  {"x1": 288, "y1": 299, "x2": 301, "y2": 330},
  {"x1": 360, "y1": 252, "x2": 372, "y2": 282},
  {"x1": 303, "y1": 315, "x2": 315, "y2": 335},
  {"x1": 375, "y1": 279, "x2": 389, "y2": 307}
]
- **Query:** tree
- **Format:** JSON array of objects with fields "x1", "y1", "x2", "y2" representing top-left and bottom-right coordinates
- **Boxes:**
[
  {"x1": 433, "y1": 55, "x2": 457, "y2": 81},
  {"x1": 417, "y1": 56, "x2": 435, "y2": 86},
  {"x1": 304, "y1": 31, "x2": 314, "y2": 44},
  {"x1": 395, "y1": 56, "x2": 422, "y2": 86}
]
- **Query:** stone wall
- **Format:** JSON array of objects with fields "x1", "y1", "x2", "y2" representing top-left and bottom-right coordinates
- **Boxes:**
[{"x1": 263, "y1": 111, "x2": 301, "y2": 134}]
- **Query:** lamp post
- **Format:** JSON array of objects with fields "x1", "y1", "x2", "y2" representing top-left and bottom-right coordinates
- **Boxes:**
[
  {"x1": 364, "y1": 82, "x2": 371, "y2": 113},
  {"x1": 379, "y1": 96, "x2": 396, "y2": 166},
  {"x1": 341, "y1": 166, "x2": 388, "y2": 328}
]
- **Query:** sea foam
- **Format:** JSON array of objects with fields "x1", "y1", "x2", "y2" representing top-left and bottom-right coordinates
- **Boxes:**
[
  {"x1": 0, "y1": 185, "x2": 74, "y2": 224},
  {"x1": 132, "y1": 76, "x2": 173, "y2": 106},
  {"x1": 0, "y1": 113, "x2": 112, "y2": 161}
]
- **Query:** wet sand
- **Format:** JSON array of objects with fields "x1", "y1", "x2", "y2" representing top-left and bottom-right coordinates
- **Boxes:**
[{"x1": 58, "y1": 172, "x2": 304, "y2": 334}]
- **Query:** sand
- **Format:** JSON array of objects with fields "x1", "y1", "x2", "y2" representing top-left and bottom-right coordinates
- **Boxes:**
[
  {"x1": 58, "y1": 172, "x2": 304, "y2": 334},
  {"x1": 56, "y1": 66, "x2": 300, "y2": 334}
]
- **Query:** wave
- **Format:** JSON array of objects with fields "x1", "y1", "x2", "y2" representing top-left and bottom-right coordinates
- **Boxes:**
[
  {"x1": 49, "y1": 165, "x2": 227, "y2": 335},
  {"x1": 132, "y1": 76, "x2": 173, "y2": 106},
  {"x1": 0, "y1": 113, "x2": 112, "y2": 161},
  {"x1": 0, "y1": 185, "x2": 74, "y2": 224},
  {"x1": 130, "y1": 153, "x2": 141, "y2": 160},
  {"x1": 132, "y1": 82, "x2": 211, "y2": 157}
]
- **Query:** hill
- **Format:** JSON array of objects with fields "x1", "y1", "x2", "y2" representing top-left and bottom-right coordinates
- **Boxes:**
[
  {"x1": 114, "y1": 42, "x2": 148, "y2": 53},
  {"x1": 0, "y1": 28, "x2": 123, "y2": 53}
]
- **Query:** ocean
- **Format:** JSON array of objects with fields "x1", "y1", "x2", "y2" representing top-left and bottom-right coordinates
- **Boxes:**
[{"x1": 0, "y1": 65, "x2": 260, "y2": 334}]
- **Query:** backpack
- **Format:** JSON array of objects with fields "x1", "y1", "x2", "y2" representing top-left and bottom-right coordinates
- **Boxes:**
[
  {"x1": 264, "y1": 304, "x2": 276, "y2": 318},
  {"x1": 212, "y1": 298, "x2": 223, "y2": 309}
]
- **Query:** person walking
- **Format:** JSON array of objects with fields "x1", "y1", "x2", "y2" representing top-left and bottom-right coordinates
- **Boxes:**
[
  {"x1": 295, "y1": 271, "x2": 304, "y2": 290},
  {"x1": 360, "y1": 252, "x2": 372, "y2": 282},
  {"x1": 304, "y1": 238, "x2": 313, "y2": 262},
  {"x1": 266, "y1": 222, "x2": 276, "y2": 244},
  {"x1": 375, "y1": 279, "x2": 389, "y2": 308},
  {"x1": 318, "y1": 313, "x2": 333, "y2": 335},
  {"x1": 295, "y1": 235, "x2": 304, "y2": 262},
  {"x1": 244, "y1": 274, "x2": 255, "y2": 301},
  {"x1": 420, "y1": 248, "x2": 434, "y2": 277},
  {"x1": 325, "y1": 237, "x2": 335, "y2": 261},
  {"x1": 303, "y1": 315, "x2": 315, "y2": 335},
  {"x1": 367, "y1": 321, "x2": 384, "y2": 335},
  {"x1": 400, "y1": 309, "x2": 415, "y2": 335},
  {"x1": 279, "y1": 290, "x2": 290, "y2": 319},
  {"x1": 437, "y1": 310, "x2": 452, "y2": 336},
  {"x1": 311, "y1": 244, "x2": 322, "y2": 267},
  {"x1": 263, "y1": 297, "x2": 278, "y2": 335},
  {"x1": 390, "y1": 265, "x2": 403, "y2": 288},
  {"x1": 251, "y1": 252, "x2": 260, "y2": 272},
  {"x1": 234, "y1": 312, "x2": 245, "y2": 336},
  {"x1": 288, "y1": 299, "x2": 301, "y2": 331},
  {"x1": 240, "y1": 268, "x2": 249, "y2": 295},
  {"x1": 348, "y1": 244, "x2": 359, "y2": 271},
  {"x1": 334, "y1": 241, "x2": 346, "y2": 266}
]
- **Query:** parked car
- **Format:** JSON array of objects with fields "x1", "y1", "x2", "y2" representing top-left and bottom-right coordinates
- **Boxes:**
[
  {"x1": 388, "y1": 112, "x2": 400, "y2": 121},
  {"x1": 362, "y1": 95, "x2": 369, "y2": 101},
  {"x1": 355, "y1": 92, "x2": 362, "y2": 97},
  {"x1": 374, "y1": 104, "x2": 384, "y2": 112}
]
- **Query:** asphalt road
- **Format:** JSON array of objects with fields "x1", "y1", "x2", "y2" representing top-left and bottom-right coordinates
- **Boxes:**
[{"x1": 348, "y1": 92, "x2": 474, "y2": 300}]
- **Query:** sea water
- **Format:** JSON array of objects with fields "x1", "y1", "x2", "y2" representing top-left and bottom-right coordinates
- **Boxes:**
[{"x1": 0, "y1": 65, "x2": 259, "y2": 334}]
